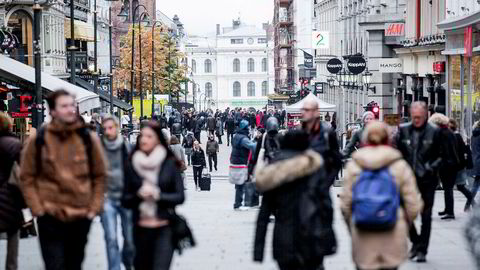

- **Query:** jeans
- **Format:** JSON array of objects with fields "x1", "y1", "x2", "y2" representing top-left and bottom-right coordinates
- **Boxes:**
[
  {"x1": 244, "y1": 182, "x2": 259, "y2": 207},
  {"x1": 37, "y1": 215, "x2": 91, "y2": 270},
  {"x1": 234, "y1": 184, "x2": 246, "y2": 209},
  {"x1": 409, "y1": 181, "x2": 436, "y2": 255},
  {"x1": 227, "y1": 132, "x2": 234, "y2": 146},
  {"x1": 100, "y1": 198, "x2": 135, "y2": 270},
  {"x1": 134, "y1": 225, "x2": 174, "y2": 270},
  {"x1": 208, "y1": 153, "x2": 218, "y2": 171},
  {"x1": 193, "y1": 166, "x2": 203, "y2": 187},
  {"x1": 5, "y1": 230, "x2": 19, "y2": 270}
]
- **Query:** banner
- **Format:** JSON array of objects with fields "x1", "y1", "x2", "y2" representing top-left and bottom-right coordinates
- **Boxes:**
[
  {"x1": 465, "y1": 26, "x2": 473, "y2": 57},
  {"x1": 304, "y1": 51, "x2": 313, "y2": 68}
]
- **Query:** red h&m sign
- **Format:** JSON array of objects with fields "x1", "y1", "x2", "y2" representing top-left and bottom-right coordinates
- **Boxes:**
[
  {"x1": 385, "y1": 23, "x2": 405, "y2": 37},
  {"x1": 433, "y1": 62, "x2": 445, "y2": 73},
  {"x1": 465, "y1": 26, "x2": 473, "y2": 57}
]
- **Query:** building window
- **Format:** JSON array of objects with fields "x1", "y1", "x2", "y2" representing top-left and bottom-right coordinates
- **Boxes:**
[
  {"x1": 192, "y1": 59, "x2": 196, "y2": 73},
  {"x1": 233, "y1": 58, "x2": 240, "y2": 72},
  {"x1": 258, "y1": 38, "x2": 267, "y2": 44},
  {"x1": 262, "y1": 58, "x2": 267, "y2": 72},
  {"x1": 233, "y1": 81, "x2": 241, "y2": 97},
  {"x1": 262, "y1": 81, "x2": 268, "y2": 96},
  {"x1": 205, "y1": 82, "x2": 212, "y2": 98},
  {"x1": 247, "y1": 81, "x2": 255, "y2": 96},
  {"x1": 247, "y1": 58, "x2": 255, "y2": 72},
  {"x1": 204, "y1": 59, "x2": 212, "y2": 73},
  {"x1": 231, "y1": 38, "x2": 243, "y2": 44}
]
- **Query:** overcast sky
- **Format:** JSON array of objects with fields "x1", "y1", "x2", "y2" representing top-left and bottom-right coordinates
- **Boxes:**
[{"x1": 156, "y1": 0, "x2": 273, "y2": 36}]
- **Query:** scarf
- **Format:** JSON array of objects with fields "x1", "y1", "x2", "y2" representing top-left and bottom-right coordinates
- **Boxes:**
[
  {"x1": 103, "y1": 135, "x2": 123, "y2": 151},
  {"x1": 132, "y1": 145, "x2": 167, "y2": 218}
]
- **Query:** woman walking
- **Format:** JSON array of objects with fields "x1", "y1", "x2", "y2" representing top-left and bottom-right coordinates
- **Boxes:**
[
  {"x1": 341, "y1": 121, "x2": 423, "y2": 270},
  {"x1": 191, "y1": 141, "x2": 206, "y2": 191},
  {"x1": 123, "y1": 121, "x2": 185, "y2": 270}
]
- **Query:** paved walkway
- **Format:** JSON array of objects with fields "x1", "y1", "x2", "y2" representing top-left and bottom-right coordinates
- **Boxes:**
[{"x1": 0, "y1": 131, "x2": 477, "y2": 269}]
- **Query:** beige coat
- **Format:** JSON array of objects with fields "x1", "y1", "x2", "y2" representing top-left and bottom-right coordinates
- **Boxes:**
[{"x1": 340, "y1": 146, "x2": 423, "y2": 270}]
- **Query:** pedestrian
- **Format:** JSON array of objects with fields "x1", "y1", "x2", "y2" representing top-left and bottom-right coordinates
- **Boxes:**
[
  {"x1": 215, "y1": 117, "x2": 224, "y2": 144},
  {"x1": 256, "y1": 111, "x2": 263, "y2": 128},
  {"x1": 342, "y1": 111, "x2": 374, "y2": 158},
  {"x1": 301, "y1": 99, "x2": 342, "y2": 186},
  {"x1": 470, "y1": 121, "x2": 480, "y2": 201},
  {"x1": 448, "y1": 118, "x2": 475, "y2": 211},
  {"x1": 254, "y1": 130, "x2": 335, "y2": 270},
  {"x1": 182, "y1": 131, "x2": 195, "y2": 166},
  {"x1": 19, "y1": 90, "x2": 107, "y2": 270},
  {"x1": 0, "y1": 112, "x2": 24, "y2": 270},
  {"x1": 170, "y1": 135, "x2": 187, "y2": 189},
  {"x1": 100, "y1": 115, "x2": 135, "y2": 270},
  {"x1": 194, "y1": 116, "x2": 203, "y2": 144},
  {"x1": 159, "y1": 113, "x2": 168, "y2": 130},
  {"x1": 206, "y1": 134, "x2": 219, "y2": 172},
  {"x1": 122, "y1": 121, "x2": 185, "y2": 270},
  {"x1": 225, "y1": 113, "x2": 235, "y2": 146},
  {"x1": 229, "y1": 120, "x2": 257, "y2": 210},
  {"x1": 341, "y1": 121, "x2": 423, "y2": 270},
  {"x1": 207, "y1": 114, "x2": 216, "y2": 136},
  {"x1": 429, "y1": 113, "x2": 461, "y2": 220},
  {"x1": 395, "y1": 101, "x2": 442, "y2": 263},
  {"x1": 191, "y1": 141, "x2": 207, "y2": 191}
]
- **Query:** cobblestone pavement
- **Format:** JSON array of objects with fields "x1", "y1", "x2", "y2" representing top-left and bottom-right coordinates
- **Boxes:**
[{"x1": 0, "y1": 131, "x2": 477, "y2": 269}]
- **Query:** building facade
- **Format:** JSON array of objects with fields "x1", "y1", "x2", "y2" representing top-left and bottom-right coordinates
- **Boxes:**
[{"x1": 186, "y1": 19, "x2": 274, "y2": 111}]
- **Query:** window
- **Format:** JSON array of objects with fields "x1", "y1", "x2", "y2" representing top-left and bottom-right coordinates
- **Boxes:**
[
  {"x1": 231, "y1": 38, "x2": 243, "y2": 44},
  {"x1": 247, "y1": 81, "x2": 255, "y2": 96},
  {"x1": 258, "y1": 38, "x2": 267, "y2": 44},
  {"x1": 205, "y1": 82, "x2": 212, "y2": 98},
  {"x1": 233, "y1": 81, "x2": 241, "y2": 97},
  {"x1": 262, "y1": 58, "x2": 267, "y2": 72},
  {"x1": 192, "y1": 59, "x2": 196, "y2": 73},
  {"x1": 262, "y1": 81, "x2": 268, "y2": 96},
  {"x1": 204, "y1": 59, "x2": 212, "y2": 73},
  {"x1": 247, "y1": 58, "x2": 255, "y2": 72},
  {"x1": 233, "y1": 58, "x2": 240, "y2": 72}
]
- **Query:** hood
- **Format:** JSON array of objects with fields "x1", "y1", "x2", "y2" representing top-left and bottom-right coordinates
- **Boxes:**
[
  {"x1": 255, "y1": 150, "x2": 323, "y2": 192},
  {"x1": 351, "y1": 145, "x2": 402, "y2": 170},
  {"x1": 48, "y1": 118, "x2": 86, "y2": 139}
]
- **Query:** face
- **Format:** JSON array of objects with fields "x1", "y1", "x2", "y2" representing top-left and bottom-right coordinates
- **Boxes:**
[
  {"x1": 139, "y1": 127, "x2": 160, "y2": 154},
  {"x1": 193, "y1": 141, "x2": 199, "y2": 149},
  {"x1": 364, "y1": 115, "x2": 374, "y2": 125},
  {"x1": 103, "y1": 120, "x2": 118, "y2": 140},
  {"x1": 411, "y1": 106, "x2": 427, "y2": 128},
  {"x1": 302, "y1": 103, "x2": 319, "y2": 123},
  {"x1": 51, "y1": 95, "x2": 77, "y2": 124}
]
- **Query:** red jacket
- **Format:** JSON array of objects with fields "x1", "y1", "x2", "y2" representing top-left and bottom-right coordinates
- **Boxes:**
[{"x1": 256, "y1": 114, "x2": 263, "y2": 128}]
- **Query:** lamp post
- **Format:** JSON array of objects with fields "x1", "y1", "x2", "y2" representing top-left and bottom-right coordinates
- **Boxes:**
[
  {"x1": 93, "y1": 0, "x2": 98, "y2": 96},
  {"x1": 108, "y1": 7, "x2": 113, "y2": 114},
  {"x1": 150, "y1": 21, "x2": 160, "y2": 117},
  {"x1": 362, "y1": 69, "x2": 376, "y2": 94},
  {"x1": 68, "y1": 0, "x2": 77, "y2": 84},
  {"x1": 33, "y1": 0, "x2": 43, "y2": 128}
]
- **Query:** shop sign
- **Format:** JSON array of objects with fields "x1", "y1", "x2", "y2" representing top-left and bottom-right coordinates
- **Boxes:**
[
  {"x1": 433, "y1": 61, "x2": 445, "y2": 73},
  {"x1": 385, "y1": 23, "x2": 405, "y2": 37},
  {"x1": 465, "y1": 26, "x2": 473, "y2": 57},
  {"x1": 304, "y1": 51, "x2": 313, "y2": 68},
  {"x1": 315, "y1": 82, "x2": 324, "y2": 94},
  {"x1": 8, "y1": 95, "x2": 32, "y2": 118},
  {"x1": 347, "y1": 56, "x2": 366, "y2": 74},
  {"x1": 378, "y1": 58, "x2": 403, "y2": 73},
  {"x1": 312, "y1": 31, "x2": 329, "y2": 49},
  {"x1": 326, "y1": 58, "x2": 342, "y2": 74}
]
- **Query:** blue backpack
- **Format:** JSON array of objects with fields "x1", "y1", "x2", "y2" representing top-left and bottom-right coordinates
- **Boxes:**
[{"x1": 352, "y1": 166, "x2": 400, "y2": 231}]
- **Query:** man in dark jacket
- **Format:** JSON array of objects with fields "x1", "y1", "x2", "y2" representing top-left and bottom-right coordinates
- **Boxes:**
[
  {"x1": 225, "y1": 114, "x2": 236, "y2": 146},
  {"x1": 194, "y1": 116, "x2": 203, "y2": 143},
  {"x1": 395, "y1": 101, "x2": 442, "y2": 263},
  {"x1": 206, "y1": 135, "x2": 219, "y2": 172},
  {"x1": 301, "y1": 99, "x2": 342, "y2": 186},
  {"x1": 207, "y1": 114, "x2": 216, "y2": 136}
]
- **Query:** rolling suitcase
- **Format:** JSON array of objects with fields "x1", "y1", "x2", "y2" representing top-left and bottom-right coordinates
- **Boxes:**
[{"x1": 199, "y1": 173, "x2": 211, "y2": 191}]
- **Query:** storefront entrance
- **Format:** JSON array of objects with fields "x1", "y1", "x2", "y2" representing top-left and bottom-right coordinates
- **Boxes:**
[{"x1": 7, "y1": 10, "x2": 33, "y2": 66}]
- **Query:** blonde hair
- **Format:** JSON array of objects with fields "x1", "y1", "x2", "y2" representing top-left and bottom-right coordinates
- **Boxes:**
[
  {"x1": 429, "y1": 113, "x2": 449, "y2": 126},
  {"x1": 362, "y1": 121, "x2": 389, "y2": 145}
]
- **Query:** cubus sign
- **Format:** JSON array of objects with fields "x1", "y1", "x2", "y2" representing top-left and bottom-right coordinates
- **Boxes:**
[{"x1": 385, "y1": 23, "x2": 405, "y2": 37}]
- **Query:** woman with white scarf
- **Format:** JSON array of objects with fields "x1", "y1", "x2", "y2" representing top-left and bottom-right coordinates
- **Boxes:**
[{"x1": 123, "y1": 121, "x2": 185, "y2": 270}]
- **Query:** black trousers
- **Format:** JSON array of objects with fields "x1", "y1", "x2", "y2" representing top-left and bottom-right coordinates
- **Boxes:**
[
  {"x1": 134, "y1": 225, "x2": 174, "y2": 270},
  {"x1": 458, "y1": 184, "x2": 474, "y2": 206},
  {"x1": 208, "y1": 153, "x2": 217, "y2": 171},
  {"x1": 409, "y1": 181, "x2": 436, "y2": 255},
  {"x1": 441, "y1": 172, "x2": 456, "y2": 215},
  {"x1": 227, "y1": 132, "x2": 234, "y2": 145},
  {"x1": 194, "y1": 132, "x2": 201, "y2": 143},
  {"x1": 278, "y1": 259, "x2": 323, "y2": 270},
  {"x1": 37, "y1": 215, "x2": 91, "y2": 270},
  {"x1": 216, "y1": 134, "x2": 223, "y2": 144},
  {"x1": 193, "y1": 166, "x2": 203, "y2": 187}
]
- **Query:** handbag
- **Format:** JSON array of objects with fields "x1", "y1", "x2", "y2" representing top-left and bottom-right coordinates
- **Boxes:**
[
  {"x1": 229, "y1": 165, "x2": 249, "y2": 185},
  {"x1": 169, "y1": 210, "x2": 195, "y2": 254}
]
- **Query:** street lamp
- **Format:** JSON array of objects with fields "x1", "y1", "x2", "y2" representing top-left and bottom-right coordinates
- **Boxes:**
[
  {"x1": 33, "y1": 0, "x2": 43, "y2": 128},
  {"x1": 149, "y1": 20, "x2": 162, "y2": 117},
  {"x1": 327, "y1": 77, "x2": 335, "y2": 88},
  {"x1": 362, "y1": 69, "x2": 376, "y2": 94}
]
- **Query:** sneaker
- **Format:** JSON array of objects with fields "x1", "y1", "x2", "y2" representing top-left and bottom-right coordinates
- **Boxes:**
[
  {"x1": 416, "y1": 252, "x2": 427, "y2": 263},
  {"x1": 238, "y1": 206, "x2": 251, "y2": 211},
  {"x1": 441, "y1": 214, "x2": 455, "y2": 220}
]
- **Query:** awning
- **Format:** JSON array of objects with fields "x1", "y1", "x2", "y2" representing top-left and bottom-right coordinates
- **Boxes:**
[
  {"x1": 437, "y1": 11, "x2": 480, "y2": 31},
  {"x1": 0, "y1": 55, "x2": 100, "y2": 112},
  {"x1": 64, "y1": 19, "x2": 94, "y2": 42},
  {"x1": 285, "y1": 92, "x2": 336, "y2": 113},
  {"x1": 267, "y1": 93, "x2": 289, "y2": 101},
  {"x1": 76, "y1": 78, "x2": 133, "y2": 111}
]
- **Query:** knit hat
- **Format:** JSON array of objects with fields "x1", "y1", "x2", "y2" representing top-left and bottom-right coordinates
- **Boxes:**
[
  {"x1": 0, "y1": 112, "x2": 13, "y2": 133},
  {"x1": 239, "y1": 120, "x2": 249, "y2": 130},
  {"x1": 362, "y1": 111, "x2": 375, "y2": 124}
]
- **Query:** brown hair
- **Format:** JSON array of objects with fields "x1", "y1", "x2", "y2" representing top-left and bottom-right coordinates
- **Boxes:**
[
  {"x1": 46, "y1": 89, "x2": 74, "y2": 110},
  {"x1": 449, "y1": 118, "x2": 458, "y2": 132},
  {"x1": 362, "y1": 121, "x2": 389, "y2": 145}
]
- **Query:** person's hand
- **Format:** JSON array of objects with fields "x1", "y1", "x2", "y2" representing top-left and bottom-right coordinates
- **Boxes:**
[{"x1": 87, "y1": 211, "x2": 96, "y2": 220}]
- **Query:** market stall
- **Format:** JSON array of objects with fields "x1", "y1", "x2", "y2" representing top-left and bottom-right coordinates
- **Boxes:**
[{"x1": 285, "y1": 93, "x2": 336, "y2": 129}]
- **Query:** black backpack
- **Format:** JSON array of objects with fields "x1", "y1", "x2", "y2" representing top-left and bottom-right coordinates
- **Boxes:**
[{"x1": 35, "y1": 125, "x2": 94, "y2": 178}]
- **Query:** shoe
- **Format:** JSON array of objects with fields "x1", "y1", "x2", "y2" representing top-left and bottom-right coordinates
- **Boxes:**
[
  {"x1": 465, "y1": 202, "x2": 472, "y2": 212},
  {"x1": 441, "y1": 214, "x2": 455, "y2": 220},
  {"x1": 236, "y1": 206, "x2": 250, "y2": 211},
  {"x1": 408, "y1": 247, "x2": 418, "y2": 260},
  {"x1": 215, "y1": 167, "x2": 218, "y2": 171},
  {"x1": 438, "y1": 211, "x2": 447, "y2": 216},
  {"x1": 416, "y1": 252, "x2": 427, "y2": 263}
]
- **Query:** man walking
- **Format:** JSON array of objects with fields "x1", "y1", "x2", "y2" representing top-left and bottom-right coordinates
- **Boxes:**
[
  {"x1": 225, "y1": 112, "x2": 235, "y2": 146},
  {"x1": 207, "y1": 114, "x2": 216, "y2": 136},
  {"x1": 19, "y1": 90, "x2": 106, "y2": 270},
  {"x1": 206, "y1": 134, "x2": 219, "y2": 172},
  {"x1": 395, "y1": 101, "x2": 442, "y2": 263},
  {"x1": 100, "y1": 115, "x2": 135, "y2": 270}
]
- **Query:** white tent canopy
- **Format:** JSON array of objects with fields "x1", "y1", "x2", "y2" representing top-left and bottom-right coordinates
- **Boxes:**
[{"x1": 285, "y1": 93, "x2": 336, "y2": 113}]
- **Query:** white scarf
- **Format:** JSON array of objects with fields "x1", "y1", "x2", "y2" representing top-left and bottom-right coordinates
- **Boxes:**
[{"x1": 132, "y1": 145, "x2": 167, "y2": 218}]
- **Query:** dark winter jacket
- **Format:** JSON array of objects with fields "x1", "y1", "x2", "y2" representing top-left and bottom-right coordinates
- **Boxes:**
[
  {"x1": 225, "y1": 117, "x2": 235, "y2": 133},
  {"x1": 437, "y1": 126, "x2": 461, "y2": 176},
  {"x1": 0, "y1": 134, "x2": 24, "y2": 232},
  {"x1": 216, "y1": 119, "x2": 224, "y2": 136},
  {"x1": 472, "y1": 122, "x2": 480, "y2": 176},
  {"x1": 206, "y1": 139, "x2": 219, "y2": 155},
  {"x1": 191, "y1": 148, "x2": 207, "y2": 167},
  {"x1": 123, "y1": 156, "x2": 184, "y2": 222},
  {"x1": 395, "y1": 122, "x2": 442, "y2": 183},
  {"x1": 254, "y1": 149, "x2": 332, "y2": 265},
  {"x1": 342, "y1": 128, "x2": 364, "y2": 158},
  {"x1": 207, "y1": 116, "x2": 216, "y2": 131},
  {"x1": 182, "y1": 133, "x2": 195, "y2": 149},
  {"x1": 172, "y1": 122, "x2": 182, "y2": 136},
  {"x1": 194, "y1": 119, "x2": 203, "y2": 134},
  {"x1": 230, "y1": 129, "x2": 256, "y2": 165}
]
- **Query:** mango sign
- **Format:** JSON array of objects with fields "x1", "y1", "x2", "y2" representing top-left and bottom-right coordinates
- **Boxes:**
[{"x1": 385, "y1": 23, "x2": 405, "y2": 37}]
